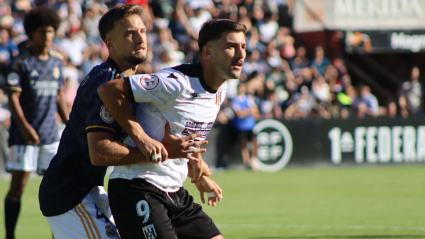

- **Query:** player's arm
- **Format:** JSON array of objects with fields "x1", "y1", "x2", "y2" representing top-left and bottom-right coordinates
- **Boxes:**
[
  {"x1": 97, "y1": 77, "x2": 167, "y2": 161},
  {"x1": 56, "y1": 86, "x2": 69, "y2": 124},
  {"x1": 187, "y1": 152, "x2": 211, "y2": 183},
  {"x1": 97, "y1": 78, "x2": 208, "y2": 161},
  {"x1": 88, "y1": 131, "x2": 149, "y2": 166},
  {"x1": 7, "y1": 91, "x2": 40, "y2": 144},
  {"x1": 194, "y1": 175, "x2": 223, "y2": 207}
]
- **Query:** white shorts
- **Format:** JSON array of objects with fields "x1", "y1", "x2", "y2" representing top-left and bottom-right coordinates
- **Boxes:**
[
  {"x1": 47, "y1": 186, "x2": 120, "y2": 239},
  {"x1": 7, "y1": 142, "x2": 59, "y2": 174}
]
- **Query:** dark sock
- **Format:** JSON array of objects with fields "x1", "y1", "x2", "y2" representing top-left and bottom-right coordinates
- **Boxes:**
[{"x1": 5, "y1": 193, "x2": 21, "y2": 239}]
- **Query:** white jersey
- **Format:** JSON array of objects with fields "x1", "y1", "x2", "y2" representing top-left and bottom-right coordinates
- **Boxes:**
[{"x1": 110, "y1": 62, "x2": 227, "y2": 192}]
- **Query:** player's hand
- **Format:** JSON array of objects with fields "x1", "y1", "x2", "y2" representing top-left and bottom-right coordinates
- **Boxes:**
[
  {"x1": 162, "y1": 121, "x2": 208, "y2": 159},
  {"x1": 134, "y1": 134, "x2": 168, "y2": 163},
  {"x1": 21, "y1": 125, "x2": 40, "y2": 145},
  {"x1": 189, "y1": 156, "x2": 211, "y2": 183},
  {"x1": 195, "y1": 176, "x2": 222, "y2": 207}
]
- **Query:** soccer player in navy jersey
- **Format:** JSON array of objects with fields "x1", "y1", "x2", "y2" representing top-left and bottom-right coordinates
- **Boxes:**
[
  {"x1": 4, "y1": 6, "x2": 68, "y2": 239},
  {"x1": 38, "y1": 5, "x2": 210, "y2": 239}
]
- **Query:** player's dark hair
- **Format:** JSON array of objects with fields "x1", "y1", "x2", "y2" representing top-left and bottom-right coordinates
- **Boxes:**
[
  {"x1": 23, "y1": 6, "x2": 60, "y2": 39},
  {"x1": 198, "y1": 19, "x2": 247, "y2": 52},
  {"x1": 98, "y1": 4, "x2": 144, "y2": 42}
]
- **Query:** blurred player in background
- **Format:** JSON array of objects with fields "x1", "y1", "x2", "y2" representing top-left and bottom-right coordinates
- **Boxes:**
[
  {"x1": 4, "y1": 6, "x2": 68, "y2": 239},
  {"x1": 38, "y1": 5, "x2": 209, "y2": 239},
  {"x1": 98, "y1": 19, "x2": 247, "y2": 239}
]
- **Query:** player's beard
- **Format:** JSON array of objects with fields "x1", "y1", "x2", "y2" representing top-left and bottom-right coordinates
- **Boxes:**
[{"x1": 124, "y1": 53, "x2": 147, "y2": 65}]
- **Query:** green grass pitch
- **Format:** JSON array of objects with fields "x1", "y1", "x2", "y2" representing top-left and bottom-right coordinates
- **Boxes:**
[{"x1": 1, "y1": 165, "x2": 425, "y2": 239}]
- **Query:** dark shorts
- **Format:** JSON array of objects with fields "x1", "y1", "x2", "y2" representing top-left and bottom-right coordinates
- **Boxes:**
[
  {"x1": 108, "y1": 178, "x2": 221, "y2": 239},
  {"x1": 234, "y1": 129, "x2": 255, "y2": 143}
]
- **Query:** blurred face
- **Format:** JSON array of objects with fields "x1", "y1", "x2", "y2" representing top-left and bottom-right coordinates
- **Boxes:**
[
  {"x1": 210, "y1": 31, "x2": 246, "y2": 79},
  {"x1": 108, "y1": 14, "x2": 147, "y2": 65},
  {"x1": 411, "y1": 67, "x2": 420, "y2": 80},
  {"x1": 238, "y1": 83, "x2": 247, "y2": 95},
  {"x1": 0, "y1": 29, "x2": 9, "y2": 45},
  {"x1": 315, "y1": 47, "x2": 324, "y2": 58},
  {"x1": 31, "y1": 26, "x2": 55, "y2": 49},
  {"x1": 297, "y1": 47, "x2": 305, "y2": 58}
]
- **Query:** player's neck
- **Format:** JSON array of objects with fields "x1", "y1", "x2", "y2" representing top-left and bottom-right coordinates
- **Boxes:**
[
  {"x1": 111, "y1": 56, "x2": 139, "y2": 77},
  {"x1": 31, "y1": 45, "x2": 49, "y2": 60},
  {"x1": 200, "y1": 60, "x2": 225, "y2": 90}
]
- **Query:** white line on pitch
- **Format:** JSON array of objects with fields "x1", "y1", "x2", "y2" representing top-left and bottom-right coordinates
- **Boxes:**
[{"x1": 216, "y1": 224, "x2": 425, "y2": 231}]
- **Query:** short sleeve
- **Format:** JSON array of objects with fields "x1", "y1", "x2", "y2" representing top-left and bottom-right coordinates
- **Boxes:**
[
  {"x1": 84, "y1": 73, "x2": 123, "y2": 135},
  {"x1": 5, "y1": 60, "x2": 24, "y2": 92},
  {"x1": 127, "y1": 72, "x2": 186, "y2": 105}
]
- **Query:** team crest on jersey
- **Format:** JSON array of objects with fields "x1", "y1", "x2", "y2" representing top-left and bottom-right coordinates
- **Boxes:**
[
  {"x1": 140, "y1": 75, "x2": 159, "y2": 90},
  {"x1": 105, "y1": 225, "x2": 116, "y2": 238},
  {"x1": 7, "y1": 72, "x2": 19, "y2": 85},
  {"x1": 53, "y1": 67, "x2": 60, "y2": 79},
  {"x1": 214, "y1": 88, "x2": 224, "y2": 106},
  {"x1": 100, "y1": 105, "x2": 114, "y2": 123},
  {"x1": 142, "y1": 224, "x2": 157, "y2": 239}
]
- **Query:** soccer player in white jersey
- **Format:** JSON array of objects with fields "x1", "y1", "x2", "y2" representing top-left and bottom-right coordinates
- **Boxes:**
[{"x1": 98, "y1": 19, "x2": 247, "y2": 239}]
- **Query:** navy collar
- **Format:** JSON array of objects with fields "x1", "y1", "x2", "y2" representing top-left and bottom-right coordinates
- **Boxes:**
[{"x1": 106, "y1": 58, "x2": 125, "y2": 79}]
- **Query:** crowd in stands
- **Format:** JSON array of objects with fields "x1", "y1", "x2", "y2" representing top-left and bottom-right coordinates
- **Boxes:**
[{"x1": 0, "y1": 0, "x2": 422, "y2": 139}]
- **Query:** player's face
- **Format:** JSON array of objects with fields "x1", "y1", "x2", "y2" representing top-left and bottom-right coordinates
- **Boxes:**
[
  {"x1": 212, "y1": 31, "x2": 246, "y2": 80},
  {"x1": 111, "y1": 14, "x2": 147, "y2": 65},
  {"x1": 31, "y1": 26, "x2": 55, "y2": 49}
]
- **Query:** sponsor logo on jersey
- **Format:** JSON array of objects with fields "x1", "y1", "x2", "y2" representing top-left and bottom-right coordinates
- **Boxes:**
[
  {"x1": 53, "y1": 67, "x2": 60, "y2": 79},
  {"x1": 253, "y1": 119, "x2": 293, "y2": 172},
  {"x1": 142, "y1": 224, "x2": 157, "y2": 239},
  {"x1": 181, "y1": 121, "x2": 214, "y2": 140},
  {"x1": 7, "y1": 72, "x2": 19, "y2": 85},
  {"x1": 140, "y1": 75, "x2": 159, "y2": 90},
  {"x1": 30, "y1": 70, "x2": 39, "y2": 78},
  {"x1": 100, "y1": 105, "x2": 114, "y2": 123},
  {"x1": 105, "y1": 225, "x2": 116, "y2": 238}
]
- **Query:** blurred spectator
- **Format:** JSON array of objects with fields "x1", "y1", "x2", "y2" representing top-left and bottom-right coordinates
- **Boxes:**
[
  {"x1": 60, "y1": 25, "x2": 88, "y2": 67},
  {"x1": 58, "y1": 0, "x2": 82, "y2": 21},
  {"x1": 81, "y1": 2, "x2": 103, "y2": 45},
  {"x1": 260, "y1": 89, "x2": 282, "y2": 119},
  {"x1": 276, "y1": 26, "x2": 295, "y2": 59},
  {"x1": 398, "y1": 66, "x2": 423, "y2": 118},
  {"x1": 352, "y1": 84, "x2": 379, "y2": 118},
  {"x1": 231, "y1": 82, "x2": 260, "y2": 170},
  {"x1": 242, "y1": 49, "x2": 268, "y2": 78},
  {"x1": 310, "y1": 45, "x2": 331, "y2": 78},
  {"x1": 62, "y1": 77, "x2": 77, "y2": 111},
  {"x1": 246, "y1": 26, "x2": 266, "y2": 54},
  {"x1": 0, "y1": 0, "x2": 11, "y2": 16},
  {"x1": 379, "y1": 99, "x2": 397, "y2": 118},
  {"x1": 0, "y1": 29, "x2": 18, "y2": 77},
  {"x1": 81, "y1": 45, "x2": 102, "y2": 80},
  {"x1": 258, "y1": 10, "x2": 278, "y2": 44},
  {"x1": 289, "y1": 45, "x2": 309, "y2": 77}
]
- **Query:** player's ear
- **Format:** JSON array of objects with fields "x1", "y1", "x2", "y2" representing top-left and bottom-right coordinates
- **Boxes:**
[
  {"x1": 105, "y1": 38, "x2": 115, "y2": 52},
  {"x1": 203, "y1": 45, "x2": 213, "y2": 60}
]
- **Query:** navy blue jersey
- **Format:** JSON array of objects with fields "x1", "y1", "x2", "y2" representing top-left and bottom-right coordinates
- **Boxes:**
[
  {"x1": 6, "y1": 48, "x2": 64, "y2": 146},
  {"x1": 39, "y1": 58, "x2": 135, "y2": 217}
]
